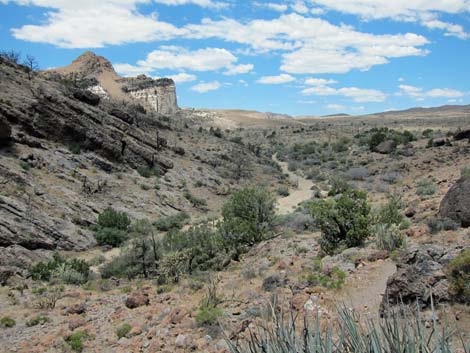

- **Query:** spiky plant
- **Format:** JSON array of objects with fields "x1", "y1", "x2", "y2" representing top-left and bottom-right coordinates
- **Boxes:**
[{"x1": 226, "y1": 298, "x2": 469, "y2": 353}]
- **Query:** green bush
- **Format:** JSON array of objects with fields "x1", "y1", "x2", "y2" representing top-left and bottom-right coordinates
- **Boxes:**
[
  {"x1": 30, "y1": 253, "x2": 89, "y2": 283},
  {"x1": 328, "y1": 177, "x2": 352, "y2": 196},
  {"x1": 26, "y1": 315, "x2": 50, "y2": 327},
  {"x1": 374, "y1": 224, "x2": 406, "y2": 252},
  {"x1": 447, "y1": 250, "x2": 470, "y2": 303},
  {"x1": 184, "y1": 190, "x2": 207, "y2": 208},
  {"x1": 219, "y1": 187, "x2": 276, "y2": 253},
  {"x1": 311, "y1": 189, "x2": 371, "y2": 255},
  {"x1": 196, "y1": 306, "x2": 223, "y2": 327},
  {"x1": 461, "y1": 166, "x2": 470, "y2": 178},
  {"x1": 68, "y1": 143, "x2": 81, "y2": 155},
  {"x1": 277, "y1": 186, "x2": 290, "y2": 197},
  {"x1": 427, "y1": 217, "x2": 460, "y2": 234},
  {"x1": 375, "y1": 194, "x2": 404, "y2": 227},
  {"x1": 416, "y1": 179, "x2": 437, "y2": 197},
  {"x1": 304, "y1": 267, "x2": 346, "y2": 289},
  {"x1": 154, "y1": 212, "x2": 189, "y2": 231},
  {"x1": 0, "y1": 316, "x2": 15, "y2": 328},
  {"x1": 95, "y1": 227, "x2": 128, "y2": 247},
  {"x1": 137, "y1": 165, "x2": 161, "y2": 178},
  {"x1": 116, "y1": 323, "x2": 132, "y2": 339},
  {"x1": 65, "y1": 331, "x2": 88, "y2": 352},
  {"x1": 97, "y1": 208, "x2": 131, "y2": 230}
]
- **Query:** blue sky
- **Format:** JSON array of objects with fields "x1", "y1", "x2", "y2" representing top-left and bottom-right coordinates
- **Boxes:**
[{"x1": 1, "y1": 0, "x2": 469, "y2": 116}]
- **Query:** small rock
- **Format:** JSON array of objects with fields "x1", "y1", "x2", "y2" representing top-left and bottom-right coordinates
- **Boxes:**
[
  {"x1": 66, "y1": 303, "x2": 87, "y2": 315},
  {"x1": 175, "y1": 334, "x2": 188, "y2": 348}
]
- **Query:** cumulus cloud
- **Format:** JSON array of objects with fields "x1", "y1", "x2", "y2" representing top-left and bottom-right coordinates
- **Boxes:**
[
  {"x1": 305, "y1": 0, "x2": 470, "y2": 39},
  {"x1": 302, "y1": 84, "x2": 386, "y2": 102},
  {"x1": 326, "y1": 104, "x2": 345, "y2": 110},
  {"x1": 398, "y1": 84, "x2": 465, "y2": 100},
  {"x1": 191, "y1": 81, "x2": 221, "y2": 93},
  {"x1": 169, "y1": 72, "x2": 197, "y2": 83},
  {"x1": 304, "y1": 77, "x2": 338, "y2": 85},
  {"x1": 253, "y1": 2, "x2": 288, "y2": 12},
  {"x1": 223, "y1": 63, "x2": 254, "y2": 76},
  {"x1": 257, "y1": 73, "x2": 295, "y2": 84},
  {"x1": 153, "y1": 0, "x2": 228, "y2": 9}
]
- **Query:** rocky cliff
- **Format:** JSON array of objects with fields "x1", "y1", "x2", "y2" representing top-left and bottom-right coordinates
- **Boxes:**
[
  {"x1": 122, "y1": 75, "x2": 178, "y2": 116},
  {"x1": 48, "y1": 52, "x2": 178, "y2": 115}
]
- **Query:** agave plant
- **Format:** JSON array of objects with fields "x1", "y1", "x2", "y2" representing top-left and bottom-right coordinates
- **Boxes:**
[{"x1": 226, "y1": 297, "x2": 469, "y2": 353}]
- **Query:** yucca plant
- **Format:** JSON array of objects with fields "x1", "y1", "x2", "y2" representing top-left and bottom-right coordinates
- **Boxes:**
[{"x1": 226, "y1": 297, "x2": 469, "y2": 353}]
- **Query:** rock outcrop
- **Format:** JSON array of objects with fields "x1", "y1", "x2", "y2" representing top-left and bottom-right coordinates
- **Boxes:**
[
  {"x1": 381, "y1": 243, "x2": 464, "y2": 311},
  {"x1": 439, "y1": 176, "x2": 470, "y2": 227},
  {"x1": 374, "y1": 140, "x2": 397, "y2": 154},
  {"x1": 0, "y1": 116, "x2": 11, "y2": 145},
  {"x1": 123, "y1": 75, "x2": 178, "y2": 116}
]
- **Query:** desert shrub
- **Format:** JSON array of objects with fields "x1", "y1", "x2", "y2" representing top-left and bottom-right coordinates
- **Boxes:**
[
  {"x1": 275, "y1": 212, "x2": 316, "y2": 233},
  {"x1": 304, "y1": 266, "x2": 346, "y2": 289},
  {"x1": 346, "y1": 167, "x2": 369, "y2": 181},
  {"x1": 422, "y1": 128, "x2": 434, "y2": 138},
  {"x1": 332, "y1": 137, "x2": 350, "y2": 153},
  {"x1": 461, "y1": 166, "x2": 470, "y2": 178},
  {"x1": 184, "y1": 190, "x2": 207, "y2": 208},
  {"x1": 65, "y1": 331, "x2": 88, "y2": 352},
  {"x1": 26, "y1": 315, "x2": 50, "y2": 327},
  {"x1": 416, "y1": 178, "x2": 437, "y2": 197},
  {"x1": 311, "y1": 190, "x2": 370, "y2": 255},
  {"x1": 375, "y1": 194, "x2": 404, "y2": 227},
  {"x1": 277, "y1": 186, "x2": 290, "y2": 197},
  {"x1": 427, "y1": 217, "x2": 460, "y2": 234},
  {"x1": 356, "y1": 127, "x2": 416, "y2": 151},
  {"x1": 116, "y1": 323, "x2": 131, "y2": 339},
  {"x1": 154, "y1": 212, "x2": 189, "y2": 231},
  {"x1": 95, "y1": 227, "x2": 128, "y2": 247},
  {"x1": 30, "y1": 253, "x2": 89, "y2": 283},
  {"x1": 447, "y1": 250, "x2": 470, "y2": 303},
  {"x1": 219, "y1": 187, "x2": 276, "y2": 253},
  {"x1": 328, "y1": 176, "x2": 352, "y2": 196},
  {"x1": 68, "y1": 143, "x2": 81, "y2": 155},
  {"x1": 0, "y1": 316, "x2": 15, "y2": 328},
  {"x1": 196, "y1": 306, "x2": 223, "y2": 327},
  {"x1": 97, "y1": 208, "x2": 131, "y2": 230},
  {"x1": 227, "y1": 301, "x2": 466, "y2": 353},
  {"x1": 33, "y1": 285, "x2": 63, "y2": 309},
  {"x1": 374, "y1": 224, "x2": 406, "y2": 251},
  {"x1": 382, "y1": 171, "x2": 402, "y2": 184},
  {"x1": 137, "y1": 165, "x2": 161, "y2": 178}
]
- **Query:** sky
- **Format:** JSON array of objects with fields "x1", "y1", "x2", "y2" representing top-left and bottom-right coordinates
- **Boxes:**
[{"x1": 0, "y1": 0, "x2": 469, "y2": 116}]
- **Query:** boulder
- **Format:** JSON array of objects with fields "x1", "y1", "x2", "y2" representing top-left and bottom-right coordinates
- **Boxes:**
[
  {"x1": 73, "y1": 90, "x2": 100, "y2": 106},
  {"x1": 454, "y1": 129, "x2": 470, "y2": 141},
  {"x1": 109, "y1": 108, "x2": 133, "y2": 124},
  {"x1": 374, "y1": 140, "x2": 397, "y2": 154},
  {"x1": 380, "y1": 244, "x2": 463, "y2": 311},
  {"x1": 439, "y1": 177, "x2": 470, "y2": 227},
  {"x1": 262, "y1": 274, "x2": 286, "y2": 292},
  {"x1": 125, "y1": 291, "x2": 150, "y2": 309}
]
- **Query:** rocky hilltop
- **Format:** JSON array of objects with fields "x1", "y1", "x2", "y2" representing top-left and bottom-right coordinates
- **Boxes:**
[{"x1": 47, "y1": 51, "x2": 178, "y2": 116}]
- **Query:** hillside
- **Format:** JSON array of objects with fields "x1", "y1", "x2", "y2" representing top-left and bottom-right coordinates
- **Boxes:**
[{"x1": 0, "y1": 52, "x2": 469, "y2": 353}]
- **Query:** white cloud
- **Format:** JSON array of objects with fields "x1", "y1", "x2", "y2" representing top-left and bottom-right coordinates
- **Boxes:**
[
  {"x1": 302, "y1": 85, "x2": 386, "y2": 102},
  {"x1": 305, "y1": 0, "x2": 470, "y2": 39},
  {"x1": 305, "y1": 77, "x2": 337, "y2": 85},
  {"x1": 114, "y1": 63, "x2": 153, "y2": 77},
  {"x1": 191, "y1": 81, "x2": 221, "y2": 93},
  {"x1": 223, "y1": 63, "x2": 254, "y2": 75},
  {"x1": 326, "y1": 104, "x2": 345, "y2": 110},
  {"x1": 398, "y1": 77, "x2": 405, "y2": 82},
  {"x1": 257, "y1": 73, "x2": 295, "y2": 84},
  {"x1": 253, "y1": 2, "x2": 288, "y2": 12},
  {"x1": 291, "y1": 0, "x2": 309, "y2": 14},
  {"x1": 154, "y1": 0, "x2": 228, "y2": 9},
  {"x1": 169, "y1": 72, "x2": 197, "y2": 83},
  {"x1": 398, "y1": 84, "x2": 465, "y2": 99}
]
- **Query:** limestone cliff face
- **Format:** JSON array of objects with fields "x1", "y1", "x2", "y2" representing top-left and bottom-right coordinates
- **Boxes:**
[
  {"x1": 127, "y1": 81, "x2": 178, "y2": 116},
  {"x1": 122, "y1": 76, "x2": 178, "y2": 116}
]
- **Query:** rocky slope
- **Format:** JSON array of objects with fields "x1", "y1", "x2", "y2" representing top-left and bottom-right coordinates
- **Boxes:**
[
  {"x1": 0, "y1": 55, "x2": 281, "y2": 276},
  {"x1": 47, "y1": 51, "x2": 178, "y2": 115}
]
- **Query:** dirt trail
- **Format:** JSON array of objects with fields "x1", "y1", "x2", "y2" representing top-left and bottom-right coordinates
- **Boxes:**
[
  {"x1": 338, "y1": 259, "x2": 396, "y2": 312},
  {"x1": 273, "y1": 154, "x2": 314, "y2": 215}
]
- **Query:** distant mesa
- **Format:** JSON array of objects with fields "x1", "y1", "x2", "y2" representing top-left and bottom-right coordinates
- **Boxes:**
[{"x1": 46, "y1": 51, "x2": 178, "y2": 116}]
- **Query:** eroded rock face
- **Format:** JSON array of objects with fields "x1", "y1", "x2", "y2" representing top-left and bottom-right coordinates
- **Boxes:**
[
  {"x1": 380, "y1": 243, "x2": 463, "y2": 311},
  {"x1": 127, "y1": 80, "x2": 178, "y2": 116},
  {"x1": 439, "y1": 177, "x2": 470, "y2": 227}
]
